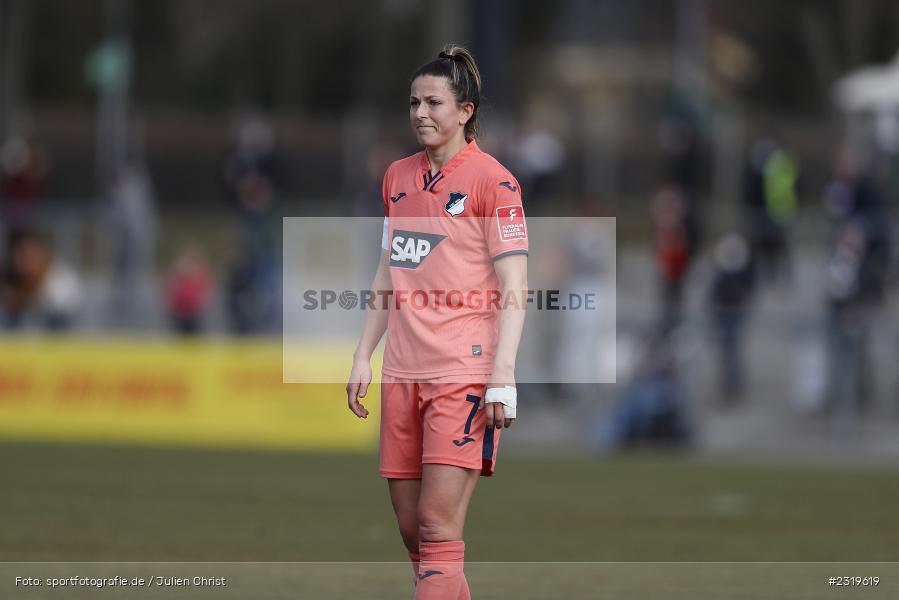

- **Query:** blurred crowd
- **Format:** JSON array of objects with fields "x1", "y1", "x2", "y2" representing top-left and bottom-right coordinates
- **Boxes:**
[
  {"x1": 4, "y1": 106, "x2": 898, "y2": 442},
  {"x1": 598, "y1": 119, "x2": 898, "y2": 450},
  {"x1": 0, "y1": 117, "x2": 287, "y2": 337}
]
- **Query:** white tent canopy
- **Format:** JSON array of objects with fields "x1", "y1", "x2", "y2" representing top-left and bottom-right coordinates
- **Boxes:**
[{"x1": 835, "y1": 52, "x2": 899, "y2": 111}]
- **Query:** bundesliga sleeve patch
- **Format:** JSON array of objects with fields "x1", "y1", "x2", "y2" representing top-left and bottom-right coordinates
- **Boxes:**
[{"x1": 495, "y1": 205, "x2": 528, "y2": 241}]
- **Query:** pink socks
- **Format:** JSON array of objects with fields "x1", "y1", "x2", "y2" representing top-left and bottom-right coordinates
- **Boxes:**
[{"x1": 412, "y1": 540, "x2": 469, "y2": 600}]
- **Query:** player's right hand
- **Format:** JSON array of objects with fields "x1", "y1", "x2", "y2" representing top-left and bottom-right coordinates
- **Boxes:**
[{"x1": 346, "y1": 360, "x2": 372, "y2": 418}]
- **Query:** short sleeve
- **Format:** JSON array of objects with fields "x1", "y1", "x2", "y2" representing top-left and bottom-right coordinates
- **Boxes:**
[
  {"x1": 480, "y1": 175, "x2": 529, "y2": 261},
  {"x1": 381, "y1": 166, "x2": 392, "y2": 218}
]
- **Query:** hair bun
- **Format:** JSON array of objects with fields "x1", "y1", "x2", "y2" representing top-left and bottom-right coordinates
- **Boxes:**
[{"x1": 411, "y1": 45, "x2": 482, "y2": 140}]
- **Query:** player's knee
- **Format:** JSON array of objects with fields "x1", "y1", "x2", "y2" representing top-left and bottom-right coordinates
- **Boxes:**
[{"x1": 417, "y1": 510, "x2": 459, "y2": 542}]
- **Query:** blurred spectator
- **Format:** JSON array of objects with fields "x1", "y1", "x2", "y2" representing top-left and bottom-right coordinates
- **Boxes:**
[
  {"x1": 824, "y1": 221, "x2": 872, "y2": 418},
  {"x1": 659, "y1": 112, "x2": 705, "y2": 260},
  {"x1": 744, "y1": 139, "x2": 799, "y2": 286},
  {"x1": 659, "y1": 115, "x2": 704, "y2": 199},
  {"x1": 352, "y1": 141, "x2": 400, "y2": 217},
  {"x1": 821, "y1": 148, "x2": 891, "y2": 419},
  {"x1": 531, "y1": 233, "x2": 570, "y2": 402},
  {"x1": 350, "y1": 142, "x2": 401, "y2": 277},
  {"x1": 222, "y1": 116, "x2": 285, "y2": 216},
  {"x1": 221, "y1": 115, "x2": 284, "y2": 257},
  {"x1": 509, "y1": 127, "x2": 565, "y2": 211},
  {"x1": 165, "y1": 245, "x2": 214, "y2": 335},
  {"x1": 0, "y1": 229, "x2": 82, "y2": 330},
  {"x1": 557, "y1": 216, "x2": 614, "y2": 400},
  {"x1": 823, "y1": 147, "x2": 891, "y2": 305},
  {"x1": 108, "y1": 165, "x2": 157, "y2": 326},
  {"x1": 652, "y1": 184, "x2": 694, "y2": 331},
  {"x1": 1, "y1": 137, "x2": 49, "y2": 227},
  {"x1": 225, "y1": 246, "x2": 279, "y2": 335},
  {"x1": 591, "y1": 330, "x2": 693, "y2": 451},
  {"x1": 222, "y1": 116, "x2": 284, "y2": 334},
  {"x1": 707, "y1": 233, "x2": 755, "y2": 402}
]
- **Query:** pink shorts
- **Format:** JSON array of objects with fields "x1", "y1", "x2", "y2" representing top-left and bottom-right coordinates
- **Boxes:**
[{"x1": 379, "y1": 374, "x2": 501, "y2": 478}]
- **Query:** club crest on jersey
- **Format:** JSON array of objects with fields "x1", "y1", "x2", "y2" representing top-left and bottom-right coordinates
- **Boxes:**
[
  {"x1": 389, "y1": 230, "x2": 447, "y2": 269},
  {"x1": 445, "y1": 192, "x2": 468, "y2": 216}
]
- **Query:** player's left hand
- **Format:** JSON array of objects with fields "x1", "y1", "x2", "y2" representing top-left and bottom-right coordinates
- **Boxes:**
[{"x1": 485, "y1": 374, "x2": 516, "y2": 429}]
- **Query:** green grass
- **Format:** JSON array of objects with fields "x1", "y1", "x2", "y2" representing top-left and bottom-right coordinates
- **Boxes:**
[
  {"x1": 2, "y1": 442, "x2": 897, "y2": 563},
  {"x1": 7, "y1": 444, "x2": 899, "y2": 600}
]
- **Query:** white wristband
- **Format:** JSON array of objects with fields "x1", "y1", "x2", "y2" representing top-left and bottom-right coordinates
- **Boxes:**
[{"x1": 485, "y1": 386, "x2": 517, "y2": 419}]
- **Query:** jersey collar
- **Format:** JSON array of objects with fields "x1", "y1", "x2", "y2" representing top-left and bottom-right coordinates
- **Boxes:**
[{"x1": 419, "y1": 139, "x2": 479, "y2": 178}]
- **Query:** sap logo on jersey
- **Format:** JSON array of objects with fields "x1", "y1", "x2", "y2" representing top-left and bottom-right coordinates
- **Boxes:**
[{"x1": 389, "y1": 230, "x2": 447, "y2": 268}]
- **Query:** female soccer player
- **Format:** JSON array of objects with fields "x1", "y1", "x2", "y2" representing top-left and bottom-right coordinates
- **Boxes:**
[{"x1": 346, "y1": 45, "x2": 528, "y2": 599}]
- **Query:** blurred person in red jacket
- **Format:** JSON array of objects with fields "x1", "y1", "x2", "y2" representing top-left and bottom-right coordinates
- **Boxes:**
[
  {"x1": 652, "y1": 184, "x2": 695, "y2": 332},
  {"x1": 165, "y1": 245, "x2": 214, "y2": 336}
]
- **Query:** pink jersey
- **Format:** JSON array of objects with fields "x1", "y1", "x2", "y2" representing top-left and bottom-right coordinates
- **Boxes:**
[{"x1": 381, "y1": 139, "x2": 528, "y2": 379}]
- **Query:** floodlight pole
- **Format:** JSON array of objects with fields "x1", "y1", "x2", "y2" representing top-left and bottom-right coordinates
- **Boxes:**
[{"x1": 95, "y1": 0, "x2": 133, "y2": 195}]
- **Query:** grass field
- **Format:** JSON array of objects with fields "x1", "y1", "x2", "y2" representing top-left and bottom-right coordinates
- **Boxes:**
[{"x1": 2, "y1": 442, "x2": 898, "y2": 598}]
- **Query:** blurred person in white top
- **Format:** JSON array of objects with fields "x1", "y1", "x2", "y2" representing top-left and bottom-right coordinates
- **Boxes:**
[{"x1": 0, "y1": 229, "x2": 82, "y2": 331}]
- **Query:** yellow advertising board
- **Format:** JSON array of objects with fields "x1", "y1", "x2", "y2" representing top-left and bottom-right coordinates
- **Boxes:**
[{"x1": 0, "y1": 339, "x2": 380, "y2": 451}]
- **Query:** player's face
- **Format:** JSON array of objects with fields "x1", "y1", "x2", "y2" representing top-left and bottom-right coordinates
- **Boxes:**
[{"x1": 410, "y1": 75, "x2": 473, "y2": 149}]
